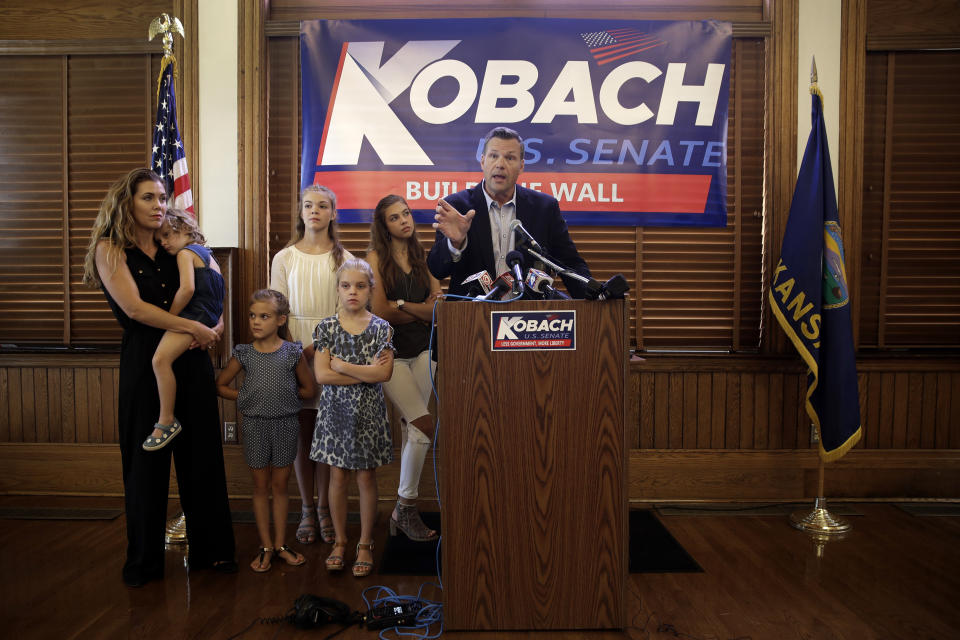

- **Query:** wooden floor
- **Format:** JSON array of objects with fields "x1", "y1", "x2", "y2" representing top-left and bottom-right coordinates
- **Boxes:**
[{"x1": 0, "y1": 497, "x2": 958, "y2": 640}]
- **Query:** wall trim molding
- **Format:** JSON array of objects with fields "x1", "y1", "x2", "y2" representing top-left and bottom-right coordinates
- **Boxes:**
[
  {"x1": 263, "y1": 20, "x2": 773, "y2": 38},
  {"x1": 0, "y1": 39, "x2": 162, "y2": 55},
  {"x1": 4, "y1": 352, "x2": 956, "y2": 371},
  {"x1": 867, "y1": 34, "x2": 960, "y2": 51},
  {"x1": 3, "y1": 443, "x2": 956, "y2": 501}
]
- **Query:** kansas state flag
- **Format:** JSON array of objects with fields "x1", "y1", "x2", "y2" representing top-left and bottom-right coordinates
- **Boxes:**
[{"x1": 769, "y1": 89, "x2": 861, "y2": 462}]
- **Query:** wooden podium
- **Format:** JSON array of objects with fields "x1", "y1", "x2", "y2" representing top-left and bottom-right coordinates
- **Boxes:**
[{"x1": 437, "y1": 298, "x2": 627, "y2": 631}]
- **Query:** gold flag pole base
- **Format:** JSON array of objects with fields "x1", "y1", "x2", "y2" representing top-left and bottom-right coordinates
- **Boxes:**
[
  {"x1": 790, "y1": 496, "x2": 851, "y2": 534},
  {"x1": 165, "y1": 512, "x2": 188, "y2": 545},
  {"x1": 790, "y1": 443, "x2": 851, "y2": 535}
]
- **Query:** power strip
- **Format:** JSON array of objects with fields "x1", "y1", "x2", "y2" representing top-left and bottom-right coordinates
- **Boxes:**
[{"x1": 364, "y1": 601, "x2": 422, "y2": 630}]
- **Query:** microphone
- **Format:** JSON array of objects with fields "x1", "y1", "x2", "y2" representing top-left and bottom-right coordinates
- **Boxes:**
[
  {"x1": 461, "y1": 270, "x2": 493, "y2": 297},
  {"x1": 525, "y1": 268, "x2": 570, "y2": 300},
  {"x1": 509, "y1": 219, "x2": 543, "y2": 254},
  {"x1": 476, "y1": 272, "x2": 514, "y2": 301},
  {"x1": 505, "y1": 250, "x2": 525, "y2": 296},
  {"x1": 597, "y1": 274, "x2": 630, "y2": 300}
]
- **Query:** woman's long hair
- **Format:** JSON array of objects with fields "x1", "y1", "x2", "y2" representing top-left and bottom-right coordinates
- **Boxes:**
[
  {"x1": 82, "y1": 168, "x2": 163, "y2": 288},
  {"x1": 369, "y1": 194, "x2": 430, "y2": 295},
  {"x1": 288, "y1": 184, "x2": 346, "y2": 271}
]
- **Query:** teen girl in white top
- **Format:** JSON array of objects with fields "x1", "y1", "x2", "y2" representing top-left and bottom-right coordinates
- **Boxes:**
[{"x1": 270, "y1": 184, "x2": 352, "y2": 547}]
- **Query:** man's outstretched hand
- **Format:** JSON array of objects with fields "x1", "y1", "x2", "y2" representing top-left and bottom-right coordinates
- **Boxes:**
[{"x1": 433, "y1": 199, "x2": 475, "y2": 249}]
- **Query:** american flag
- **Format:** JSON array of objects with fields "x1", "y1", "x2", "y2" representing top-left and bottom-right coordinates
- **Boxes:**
[
  {"x1": 151, "y1": 61, "x2": 194, "y2": 214},
  {"x1": 580, "y1": 28, "x2": 667, "y2": 65}
]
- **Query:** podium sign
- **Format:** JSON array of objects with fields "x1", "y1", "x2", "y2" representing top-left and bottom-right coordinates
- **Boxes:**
[{"x1": 437, "y1": 299, "x2": 627, "y2": 630}]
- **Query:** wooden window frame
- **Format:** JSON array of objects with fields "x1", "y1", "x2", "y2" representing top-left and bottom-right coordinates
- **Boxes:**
[{"x1": 859, "y1": 50, "x2": 960, "y2": 349}]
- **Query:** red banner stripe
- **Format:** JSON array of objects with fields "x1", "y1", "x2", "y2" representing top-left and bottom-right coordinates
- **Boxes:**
[
  {"x1": 589, "y1": 35, "x2": 660, "y2": 53},
  {"x1": 596, "y1": 42, "x2": 668, "y2": 65},
  {"x1": 316, "y1": 42, "x2": 350, "y2": 167},
  {"x1": 310, "y1": 170, "x2": 711, "y2": 214}
]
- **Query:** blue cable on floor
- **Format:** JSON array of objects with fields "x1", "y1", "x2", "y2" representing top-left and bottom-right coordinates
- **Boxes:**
[
  {"x1": 362, "y1": 584, "x2": 444, "y2": 639},
  {"x1": 356, "y1": 297, "x2": 450, "y2": 638},
  {"x1": 362, "y1": 294, "x2": 516, "y2": 638}
]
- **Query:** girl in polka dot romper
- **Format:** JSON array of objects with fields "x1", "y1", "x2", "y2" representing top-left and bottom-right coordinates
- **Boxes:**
[{"x1": 216, "y1": 289, "x2": 316, "y2": 573}]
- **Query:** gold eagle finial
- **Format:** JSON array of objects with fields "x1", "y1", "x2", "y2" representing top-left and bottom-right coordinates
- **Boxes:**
[
  {"x1": 148, "y1": 13, "x2": 185, "y2": 78},
  {"x1": 149, "y1": 13, "x2": 185, "y2": 55}
]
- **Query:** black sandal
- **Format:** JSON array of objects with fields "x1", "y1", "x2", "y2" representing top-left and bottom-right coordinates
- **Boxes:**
[
  {"x1": 250, "y1": 548, "x2": 272, "y2": 573},
  {"x1": 275, "y1": 544, "x2": 306, "y2": 567},
  {"x1": 212, "y1": 559, "x2": 238, "y2": 574}
]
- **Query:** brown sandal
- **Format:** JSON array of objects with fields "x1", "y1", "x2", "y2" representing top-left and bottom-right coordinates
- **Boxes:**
[
  {"x1": 352, "y1": 541, "x2": 375, "y2": 578},
  {"x1": 326, "y1": 540, "x2": 347, "y2": 572}
]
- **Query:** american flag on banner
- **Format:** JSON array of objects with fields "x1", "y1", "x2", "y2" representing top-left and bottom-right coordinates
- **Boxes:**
[
  {"x1": 580, "y1": 28, "x2": 667, "y2": 65},
  {"x1": 151, "y1": 60, "x2": 194, "y2": 214}
]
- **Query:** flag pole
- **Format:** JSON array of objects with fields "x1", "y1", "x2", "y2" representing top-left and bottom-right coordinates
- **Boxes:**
[
  {"x1": 787, "y1": 56, "x2": 851, "y2": 536},
  {"x1": 149, "y1": 12, "x2": 195, "y2": 216},
  {"x1": 789, "y1": 441, "x2": 851, "y2": 534},
  {"x1": 150, "y1": 12, "x2": 189, "y2": 545}
]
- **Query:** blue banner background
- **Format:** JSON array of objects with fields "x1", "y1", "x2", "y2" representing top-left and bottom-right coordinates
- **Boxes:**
[{"x1": 301, "y1": 18, "x2": 731, "y2": 226}]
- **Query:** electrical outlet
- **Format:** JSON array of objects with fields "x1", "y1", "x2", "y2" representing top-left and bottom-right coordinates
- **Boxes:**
[
  {"x1": 224, "y1": 421, "x2": 237, "y2": 442},
  {"x1": 810, "y1": 423, "x2": 819, "y2": 444}
]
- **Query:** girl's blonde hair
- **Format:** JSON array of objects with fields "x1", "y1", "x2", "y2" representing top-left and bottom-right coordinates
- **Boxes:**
[
  {"x1": 250, "y1": 288, "x2": 291, "y2": 340},
  {"x1": 82, "y1": 168, "x2": 164, "y2": 288},
  {"x1": 369, "y1": 194, "x2": 430, "y2": 295},
  {"x1": 337, "y1": 258, "x2": 375, "y2": 288},
  {"x1": 289, "y1": 184, "x2": 346, "y2": 270},
  {"x1": 163, "y1": 208, "x2": 206, "y2": 245}
]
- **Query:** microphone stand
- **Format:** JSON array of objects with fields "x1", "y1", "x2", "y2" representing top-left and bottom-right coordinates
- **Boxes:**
[
  {"x1": 519, "y1": 245, "x2": 603, "y2": 298},
  {"x1": 501, "y1": 288, "x2": 525, "y2": 302},
  {"x1": 474, "y1": 284, "x2": 525, "y2": 303}
]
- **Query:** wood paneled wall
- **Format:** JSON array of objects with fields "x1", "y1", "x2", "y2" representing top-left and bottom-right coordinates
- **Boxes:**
[
  {"x1": 866, "y1": 0, "x2": 960, "y2": 50},
  {"x1": 3, "y1": 354, "x2": 958, "y2": 500},
  {"x1": 633, "y1": 357, "x2": 960, "y2": 451},
  {"x1": 7, "y1": 356, "x2": 957, "y2": 452},
  {"x1": 0, "y1": 1, "x2": 165, "y2": 41}
]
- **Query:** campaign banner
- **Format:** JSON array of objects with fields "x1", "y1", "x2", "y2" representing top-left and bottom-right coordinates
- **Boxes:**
[
  {"x1": 301, "y1": 18, "x2": 731, "y2": 227},
  {"x1": 491, "y1": 310, "x2": 577, "y2": 351}
]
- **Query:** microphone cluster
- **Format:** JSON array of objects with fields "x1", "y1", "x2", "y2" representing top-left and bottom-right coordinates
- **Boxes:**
[{"x1": 458, "y1": 219, "x2": 630, "y2": 301}]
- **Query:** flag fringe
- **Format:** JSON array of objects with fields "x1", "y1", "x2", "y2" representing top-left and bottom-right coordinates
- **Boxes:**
[
  {"x1": 810, "y1": 81, "x2": 823, "y2": 104},
  {"x1": 818, "y1": 426, "x2": 862, "y2": 463},
  {"x1": 156, "y1": 56, "x2": 178, "y2": 102},
  {"x1": 768, "y1": 288, "x2": 819, "y2": 386},
  {"x1": 769, "y1": 288, "x2": 862, "y2": 461}
]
